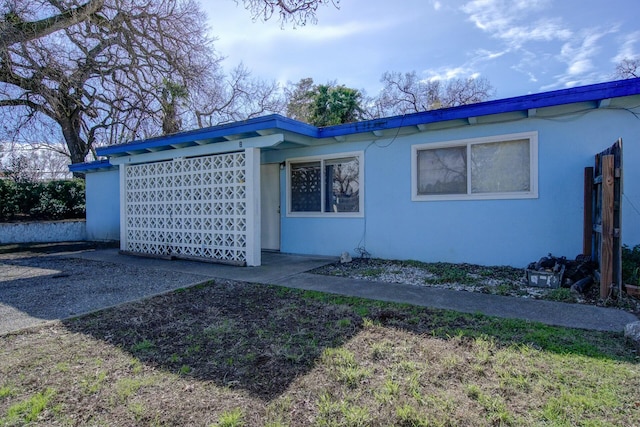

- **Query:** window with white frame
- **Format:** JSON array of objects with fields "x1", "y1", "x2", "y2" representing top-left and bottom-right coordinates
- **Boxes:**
[
  {"x1": 412, "y1": 132, "x2": 538, "y2": 201},
  {"x1": 288, "y1": 152, "x2": 363, "y2": 216}
]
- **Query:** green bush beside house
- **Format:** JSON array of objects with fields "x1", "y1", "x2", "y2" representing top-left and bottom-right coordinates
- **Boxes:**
[
  {"x1": 0, "y1": 179, "x2": 85, "y2": 222},
  {"x1": 622, "y1": 244, "x2": 640, "y2": 286}
]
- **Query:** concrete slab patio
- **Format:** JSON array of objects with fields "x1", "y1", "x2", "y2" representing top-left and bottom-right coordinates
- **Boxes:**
[{"x1": 1, "y1": 244, "x2": 637, "y2": 334}]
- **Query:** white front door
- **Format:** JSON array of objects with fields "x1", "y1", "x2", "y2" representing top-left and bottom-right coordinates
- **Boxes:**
[{"x1": 260, "y1": 163, "x2": 280, "y2": 251}]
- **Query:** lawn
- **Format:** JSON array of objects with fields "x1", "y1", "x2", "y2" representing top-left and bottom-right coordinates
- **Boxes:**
[{"x1": 1, "y1": 279, "x2": 638, "y2": 426}]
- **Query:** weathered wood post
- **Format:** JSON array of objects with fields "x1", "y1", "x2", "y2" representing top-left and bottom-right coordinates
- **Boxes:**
[
  {"x1": 600, "y1": 155, "x2": 615, "y2": 300},
  {"x1": 583, "y1": 167, "x2": 593, "y2": 258}
]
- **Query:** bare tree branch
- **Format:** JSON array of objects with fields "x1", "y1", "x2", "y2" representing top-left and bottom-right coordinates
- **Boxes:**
[
  {"x1": 614, "y1": 58, "x2": 639, "y2": 79},
  {"x1": 240, "y1": 0, "x2": 339, "y2": 27},
  {"x1": 0, "y1": 0, "x2": 315, "y2": 170},
  {"x1": 0, "y1": 0, "x2": 105, "y2": 45},
  {"x1": 373, "y1": 71, "x2": 495, "y2": 118}
]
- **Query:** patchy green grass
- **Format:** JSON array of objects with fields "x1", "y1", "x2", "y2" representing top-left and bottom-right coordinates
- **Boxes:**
[
  {"x1": 0, "y1": 280, "x2": 638, "y2": 426},
  {"x1": 213, "y1": 408, "x2": 245, "y2": 427},
  {"x1": 1, "y1": 388, "x2": 56, "y2": 426},
  {"x1": 546, "y1": 287, "x2": 577, "y2": 303}
]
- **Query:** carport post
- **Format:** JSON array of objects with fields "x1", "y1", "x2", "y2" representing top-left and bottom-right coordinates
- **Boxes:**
[{"x1": 245, "y1": 147, "x2": 261, "y2": 267}]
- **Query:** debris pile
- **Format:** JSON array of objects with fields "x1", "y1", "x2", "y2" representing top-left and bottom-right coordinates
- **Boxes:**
[{"x1": 526, "y1": 254, "x2": 597, "y2": 293}]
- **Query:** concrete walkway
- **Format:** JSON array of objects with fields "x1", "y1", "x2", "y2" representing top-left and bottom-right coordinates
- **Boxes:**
[{"x1": 2, "y1": 245, "x2": 637, "y2": 334}]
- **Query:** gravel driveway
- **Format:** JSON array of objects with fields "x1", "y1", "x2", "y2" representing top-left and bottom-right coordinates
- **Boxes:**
[{"x1": 0, "y1": 246, "x2": 209, "y2": 335}]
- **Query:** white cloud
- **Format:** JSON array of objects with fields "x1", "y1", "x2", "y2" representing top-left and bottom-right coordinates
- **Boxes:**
[
  {"x1": 217, "y1": 19, "x2": 386, "y2": 47},
  {"x1": 559, "y1": 30, "x2": 613, "y2": 77},
  {"x1": 461, "y1": 0, "x2": 627, "y2": 91},
  {"x1": 292, "y1": 20, "x2": 390, "y2": 42},
  {"x1": 461, "y1": 0, "x2": 571, "y2": 48},
  {"x1": 538, "y1": 30, "x2": 616, "y2": 90},
  {"x1": 461, "y1": 0, "x2": 549, "y2": 32},
  {"x1": 423, "y1": 66, "x2": 475, "y2": 82},
  {"x1": 501, "y1": 20, "x2": 572, "y2": 46},
  {"x1": 474, "y1": 48, "x2": 509, "y2": 61},
  {"x1": 432, "y1": 1, "x2": 442, "y2": 11},
  {"x1": 613, "y1": 31, "x2": 640, "y2": 63}
]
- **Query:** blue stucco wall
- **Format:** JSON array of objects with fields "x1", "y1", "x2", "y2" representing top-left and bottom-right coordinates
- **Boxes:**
[
  {"x1": 85, "y1": 168, "x2": 120, "y2": 241},
  {"x1": 272, "y1": 108, "x2": 640, "y2": 267}
]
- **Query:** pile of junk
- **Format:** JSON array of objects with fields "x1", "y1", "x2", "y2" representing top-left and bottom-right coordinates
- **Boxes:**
[{"x1": 525, "y1": 254, "x2": 598, "y2": 294}]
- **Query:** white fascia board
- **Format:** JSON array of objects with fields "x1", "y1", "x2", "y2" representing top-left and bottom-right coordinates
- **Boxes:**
[
  {"x1": 245, "y1": 147, "x2": 261, "y2": 267},
  {"x1": 109, "y1": 133, "x2": 284, "y2": 166},
  {"x1": 119, "y1": 165, "x2": 126, "y2": 251}
]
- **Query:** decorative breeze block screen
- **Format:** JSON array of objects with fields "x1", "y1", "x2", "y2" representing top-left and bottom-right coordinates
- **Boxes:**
[{"x1": 123, "y1": 152, "x2": 248, "y2": 264}]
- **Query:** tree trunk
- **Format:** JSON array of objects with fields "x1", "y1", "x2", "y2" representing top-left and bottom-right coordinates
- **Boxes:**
[{"x1": 59, "y1": 115, "x2": 89, "y2": 177}]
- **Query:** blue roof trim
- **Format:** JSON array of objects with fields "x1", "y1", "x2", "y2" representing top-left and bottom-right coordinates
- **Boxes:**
[
  {"x1": 90, "y1": 78, "x2": 640, "y2": 159},
  {"x1": 318, "y1": 78, "x2": 640, "y2": 137},
  {"x1": 97, "y1": 114, "x2": 319, "y2": 156},
  {"x1": 68, "y1": 159, "x2": 114, "y2": 173}
]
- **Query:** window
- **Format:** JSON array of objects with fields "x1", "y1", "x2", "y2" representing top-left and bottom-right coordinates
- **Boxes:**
[
  {"x1": 412, "y1": 132, "x2": 537, "y2": 201},
  {"x1": 288, "y1": 152, "x2": 363, "y2": 216}
]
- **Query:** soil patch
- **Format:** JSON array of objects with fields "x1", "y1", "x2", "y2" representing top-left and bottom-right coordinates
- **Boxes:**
[{"x1": 1, "y1": 280, "x2": 637, "y2": 426}]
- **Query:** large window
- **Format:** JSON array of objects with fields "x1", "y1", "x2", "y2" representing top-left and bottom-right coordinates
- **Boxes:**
[
  {"x1": 412, "y1": 132, "x2": 538, "y2": 201},
  {"x1": 287, "y1": 152, "x2": 363, "y2": 216}
]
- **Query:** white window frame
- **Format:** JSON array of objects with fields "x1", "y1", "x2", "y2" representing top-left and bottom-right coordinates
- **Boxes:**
[
  {"x1": 286, "y1": 151, "x2": 364, "y2": 217},
  {"x1": 411, "y1": 132, "x2": 538, "y2": 201}
]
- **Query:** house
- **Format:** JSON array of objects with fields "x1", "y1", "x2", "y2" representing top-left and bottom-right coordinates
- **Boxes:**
[{"x1": 70, "y1": 78, "x2": 640, "y2": 267}]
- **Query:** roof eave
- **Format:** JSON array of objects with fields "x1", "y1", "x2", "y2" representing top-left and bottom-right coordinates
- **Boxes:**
[
  {"x1": 97, "y1": 114, "x2": 318, "y2": 157},
  {"x1": 318, "y1": 77, "x2": 640, "y2": 138},
  {"x1": 68, "y1": 159, "x2": 114, "y2": 173}
]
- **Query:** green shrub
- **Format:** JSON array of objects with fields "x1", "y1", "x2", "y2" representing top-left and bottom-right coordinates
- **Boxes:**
[
  {"x1": 0, "y1": 178, "x2": 85, "y2": 221},
  {"x1": 0, "y1": 179, "x2": 19, "y2": 221},
  {"x1": 622, "y1": 244, "x2": 640, "y2": 286},
  {"x1": 15, "y1": 181, "x2": 42, "y2": 215}
]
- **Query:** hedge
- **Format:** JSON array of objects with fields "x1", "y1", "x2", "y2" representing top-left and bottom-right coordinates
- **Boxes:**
[{"x1": 0, "y1": 179, "x2": 85, "y2": 221}]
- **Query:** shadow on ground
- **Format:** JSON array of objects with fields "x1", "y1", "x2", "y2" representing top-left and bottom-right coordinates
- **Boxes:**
[
  {"x1": 62, "y1": 279, "x2": 365, "y2": 400},
  {"x1": 62, "y1": 278, "x2": 637, "y2": 401}
]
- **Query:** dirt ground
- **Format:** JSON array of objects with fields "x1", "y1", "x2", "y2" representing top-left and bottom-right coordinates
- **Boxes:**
[{"x1": 1, "y1": 278, "x2": 637, "y2": 426}]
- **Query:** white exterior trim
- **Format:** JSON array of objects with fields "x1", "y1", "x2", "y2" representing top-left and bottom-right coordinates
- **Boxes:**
[
  {"x1": 245, "y1": 147, "x2": 261, "y2": 266},
  {"x1": 119, "y1": 164, "x2": 126, "y2": 250},
  {"x1": 411, "y1": 131, "x2": 539, "y2": 201},
  {"x1": 109, "y1": 133, "x2": 284, "y2": 166},
  {"x1": 286, "y1": 151, "x2": 365, "y2": 218}
]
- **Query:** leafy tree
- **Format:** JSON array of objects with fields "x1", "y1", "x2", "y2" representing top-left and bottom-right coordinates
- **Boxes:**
[
  {"x1": 284, "y1": 78, "x2": 364, "y2": 126},
  {"x1": 372, "y1": 71, "x2": 495, "y2": 117},
  {"x1": 309, "y1": 84, "x2": 364, "y2": 126},
  {"x1": 160, "y1": 80, "x2": 189, "y2": 135},
  {"x1": 614, "y1": 58, "x2": 639, "y2": 79}
]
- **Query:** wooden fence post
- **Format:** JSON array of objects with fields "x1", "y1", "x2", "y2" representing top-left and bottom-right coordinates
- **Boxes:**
[
  {"x1": 583, "y1": 167, "x2": 593, "y2": 258},
  {"x1": 600, "y1": 155, "x2": 615, "y2": 299}
]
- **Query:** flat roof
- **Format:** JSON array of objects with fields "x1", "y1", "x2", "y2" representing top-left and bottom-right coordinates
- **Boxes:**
[{"x1": 71, "y1": 77, "x2": 640, "y2": 172}]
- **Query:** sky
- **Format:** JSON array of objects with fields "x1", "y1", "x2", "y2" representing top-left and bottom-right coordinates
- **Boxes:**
[{"x1": 203, "y1": 0, "x2": 640, "y2": 101}]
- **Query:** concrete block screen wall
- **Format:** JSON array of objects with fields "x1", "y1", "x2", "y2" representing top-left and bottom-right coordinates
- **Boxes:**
[{"x1": 120, "y1": 149, "x2": 261, "y2": 266}]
